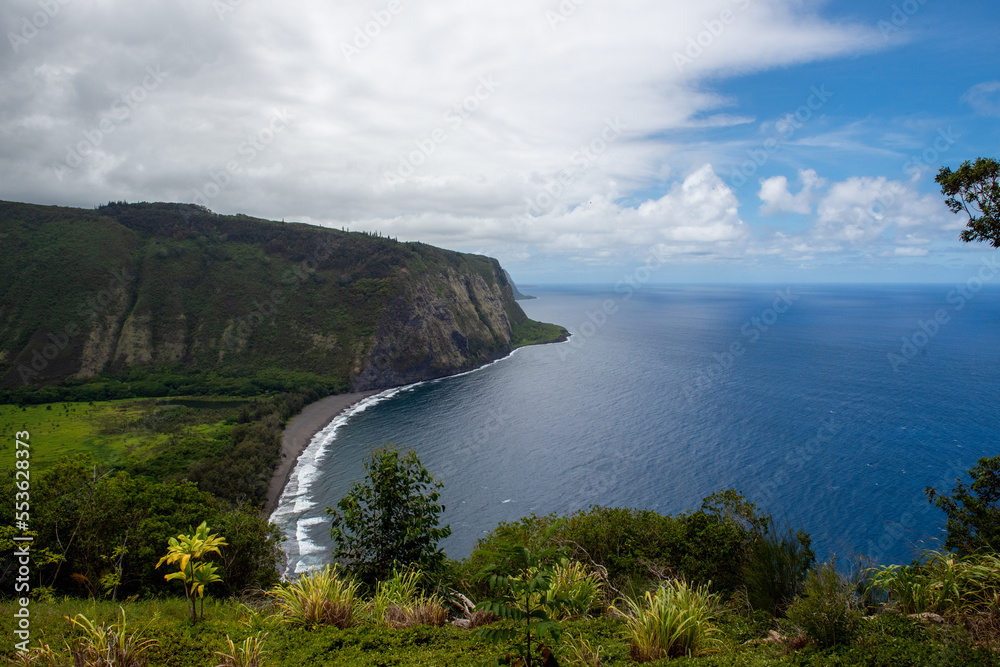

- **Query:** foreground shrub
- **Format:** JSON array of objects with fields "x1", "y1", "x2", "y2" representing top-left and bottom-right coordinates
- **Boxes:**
[
  {"x1": 741, "y1": 518, "x2": 814, "y2": 617},
  {"x1": 612, "y1": 579, "x2": 720, "y2": 661},
  {"x1": 327, "y1": 446, "x2": 451, "y2": 586},
  {"x1": 270, "y1": 565, "x2": 360, "y2": 628},
  {"x1": 213, "y1": 632, "x2": 268, "y2": 667},
  {"x1": 462, "y1": 490, "x2": 807, "y2": 599},
  {"x1": 3, "y1": 643, "x2": 62, "y2": 667},
  {"x1": 561, "y1": 633, "x2": 603, "y2": 667},
  {"x1": 866, "y1": 550, "x2": 1000, "y2": 616},
  {"x1": 385, "y1": 598, "x2": 448, "y2": 628},
  {"x1": 66, "y1": 607, "x2": 157, "y2": 667},
  {"x1": 370, "y1": 568, "x2": 422, "y2": 624},
  {"x1": 475, "y1": 524, "x2": 579, "y2": 666},
  {"x1": 367, "y1": 568, "x2": 448, "y2": 628},
  {"x1": 544, "y1": 559, "x2": 604, "y2": 619},
  {"x1": 785, "y1": 559, "x2": 861, "y2": 648}
]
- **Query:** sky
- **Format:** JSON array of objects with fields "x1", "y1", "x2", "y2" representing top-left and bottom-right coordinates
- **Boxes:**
[{"x1": 1, "y1": 0, "x2": 998, "y2": 284}]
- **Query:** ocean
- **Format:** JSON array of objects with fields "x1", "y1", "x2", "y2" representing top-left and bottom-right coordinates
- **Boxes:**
[{"x1": 270, "y1": 284, "x2": 1000, "y2": 578}]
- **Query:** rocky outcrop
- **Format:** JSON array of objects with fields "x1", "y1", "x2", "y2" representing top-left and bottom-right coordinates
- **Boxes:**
[{"x1": 351, "y1": 263, "x2": 522, "y2": 391}]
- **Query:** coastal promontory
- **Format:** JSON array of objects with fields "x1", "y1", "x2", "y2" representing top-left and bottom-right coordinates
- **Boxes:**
[{"x1": 0, "y1": 200, "x2": 565, "y2": 396}]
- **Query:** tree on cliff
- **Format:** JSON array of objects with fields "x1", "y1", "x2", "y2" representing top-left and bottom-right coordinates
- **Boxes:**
[
  {"x1": 926, "y1": 456, "x2": 1000, "y2": 555},
  {"x1": 327, "y1": 445, "x2": 451, "y2": 585},
  {"x1": 936, "y1": 157, "x2": 1000, "y2": 246}
]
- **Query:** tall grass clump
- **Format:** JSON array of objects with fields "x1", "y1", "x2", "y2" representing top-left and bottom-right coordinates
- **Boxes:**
[
  {"x1": 270, "y1": 565, "x2": 360, "y2": 628},
  {"x1": 543, "y1": 559, "x2": 604, "y2": 619},
  {"x1": 561, "y1": 633, "x2": 603, "y2": 667},
  {"x1": 370, "y1": 568, "x2": 421, "y2": 623},
  {"x1": 612, "y1": 579, "x2": 720, "y2": 661},
  {"x1": 213, "y1": 633, "x2": 268, "y2": 667},
  {"x1": 3, "y1": 643, "x2": 63, "y2": 667},
  {"x1": 785, "y1": 559, "x2": 861, "y2": 648},
  {"x1": 66, "y1": 607, "x2": 157, "y2": 667},
  {"x1": 369, "y1": 568, "x2": 447, "y2": 628}
]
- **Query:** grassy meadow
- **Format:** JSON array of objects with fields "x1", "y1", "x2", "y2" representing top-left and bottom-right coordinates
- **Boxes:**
[{"x1": 0, "y1": 398, "x2": 243, "y2": 473}]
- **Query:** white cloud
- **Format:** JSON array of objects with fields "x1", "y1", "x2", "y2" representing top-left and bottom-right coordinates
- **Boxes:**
[
  {"x1": 331, "y1": 164, "x2": 748, "y2": 263},
  {"x1": 0, "y1": 0, "x2": 880, "y2": 268},
  {"x1": 758, "y1": 168, "x2": 824, "y2": 216},
  {"x1": 962, "y1": 81, "x2": 1000, "y2": 117},
  {"x1": 813, "y1": 176, "x2": 953, "y2": 245},
  {"x1": 894, "y1": 247, "x2": 929, "y2": 256}
]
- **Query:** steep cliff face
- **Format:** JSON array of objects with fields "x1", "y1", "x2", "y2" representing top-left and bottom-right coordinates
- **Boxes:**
[
  {"x1": 352, "y1": 261, "x2": 524, "y2": 390},
  {"x1": 0, "y1": 201, "x2": 564, "y2": 393}
]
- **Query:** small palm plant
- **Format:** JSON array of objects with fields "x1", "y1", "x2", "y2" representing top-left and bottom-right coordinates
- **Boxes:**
[
  {"x1": 474, "y1": 523, "x2": 581, "y2": 666},
  {"x1": 155, "y1": 521, "x2": 227, "y2": 622}
]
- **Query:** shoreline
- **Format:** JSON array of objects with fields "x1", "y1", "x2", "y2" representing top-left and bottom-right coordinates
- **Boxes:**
[
  {"x1": 265, "y1": 390, "x2": 380, "y2": 515},
  {"x1": 265, "y1": 333, "x2": 567, "y2": 518}
]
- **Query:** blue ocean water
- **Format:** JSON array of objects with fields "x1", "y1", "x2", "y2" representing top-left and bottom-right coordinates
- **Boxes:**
[{"x1": 271, "y1": 284, "x2": 1000, "y2": 577}]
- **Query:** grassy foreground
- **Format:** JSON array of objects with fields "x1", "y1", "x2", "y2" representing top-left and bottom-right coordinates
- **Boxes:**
[{"x1": 0, "y1": 596, "x2": 995, "y2": 667}]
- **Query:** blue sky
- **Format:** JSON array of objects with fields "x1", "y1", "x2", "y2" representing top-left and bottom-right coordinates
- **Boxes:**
[{"x1": 1, "y1": 0, "x2": 998, "y2": 283}]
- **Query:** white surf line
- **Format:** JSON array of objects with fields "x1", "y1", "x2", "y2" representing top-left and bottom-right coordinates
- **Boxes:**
[
  {"x1": 269, "y1": 384, "x2": 419, "y2": 577},
  {"x1": 269, "y1": 348, "x2": 527, "y2": 578}
]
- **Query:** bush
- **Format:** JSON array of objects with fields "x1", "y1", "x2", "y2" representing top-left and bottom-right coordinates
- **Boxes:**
[
  {"x1": 213, "y1": 632, "x2": 268, "y2": 667},
  {"x1": 866, "y1": 550, "x2": 999, "y2": 615},
  {"x1": 67, "y1": 607, "x2": 158, "y2": 667},
  {"x1": 785, "y1": 559, "x2": 861, "y2": 648},
  {"x1": 327, "y1": 446, "x2": 451, "y2": 587},
  {"x1": 367, "y1": 568, "x2": 448, "y2": 628},
  {"x1": 543, "y1": 559, "x2": 604, "y2": 619},
  {"x1": 462, "y1": 490, "x2": 787, "y2": 600},
  {"x1": 612, "y1": 579, "x2": 720, "y2": 661},
  {"x1": 370, "y1": 568, "x2": 422, "y2": 625},
  {"x1": 741, "y1": 518, "x2": 815, "y2": 617},
  {"x1": 270, "y1": 566, "x2": 361, "y2": 628},
  {"x1": 926, "y1": 456, "x2": 1000, "y2": 555}
]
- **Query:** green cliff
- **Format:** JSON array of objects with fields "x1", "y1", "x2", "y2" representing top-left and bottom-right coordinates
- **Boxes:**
[{"x1": 0, "y1": 201, "x2": 565, "y2": 395}]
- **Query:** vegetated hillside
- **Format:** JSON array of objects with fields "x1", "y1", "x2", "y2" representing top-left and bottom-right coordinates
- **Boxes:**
[{"x1": 0, "y1": 201, "x2": 566, "y2": 396}]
